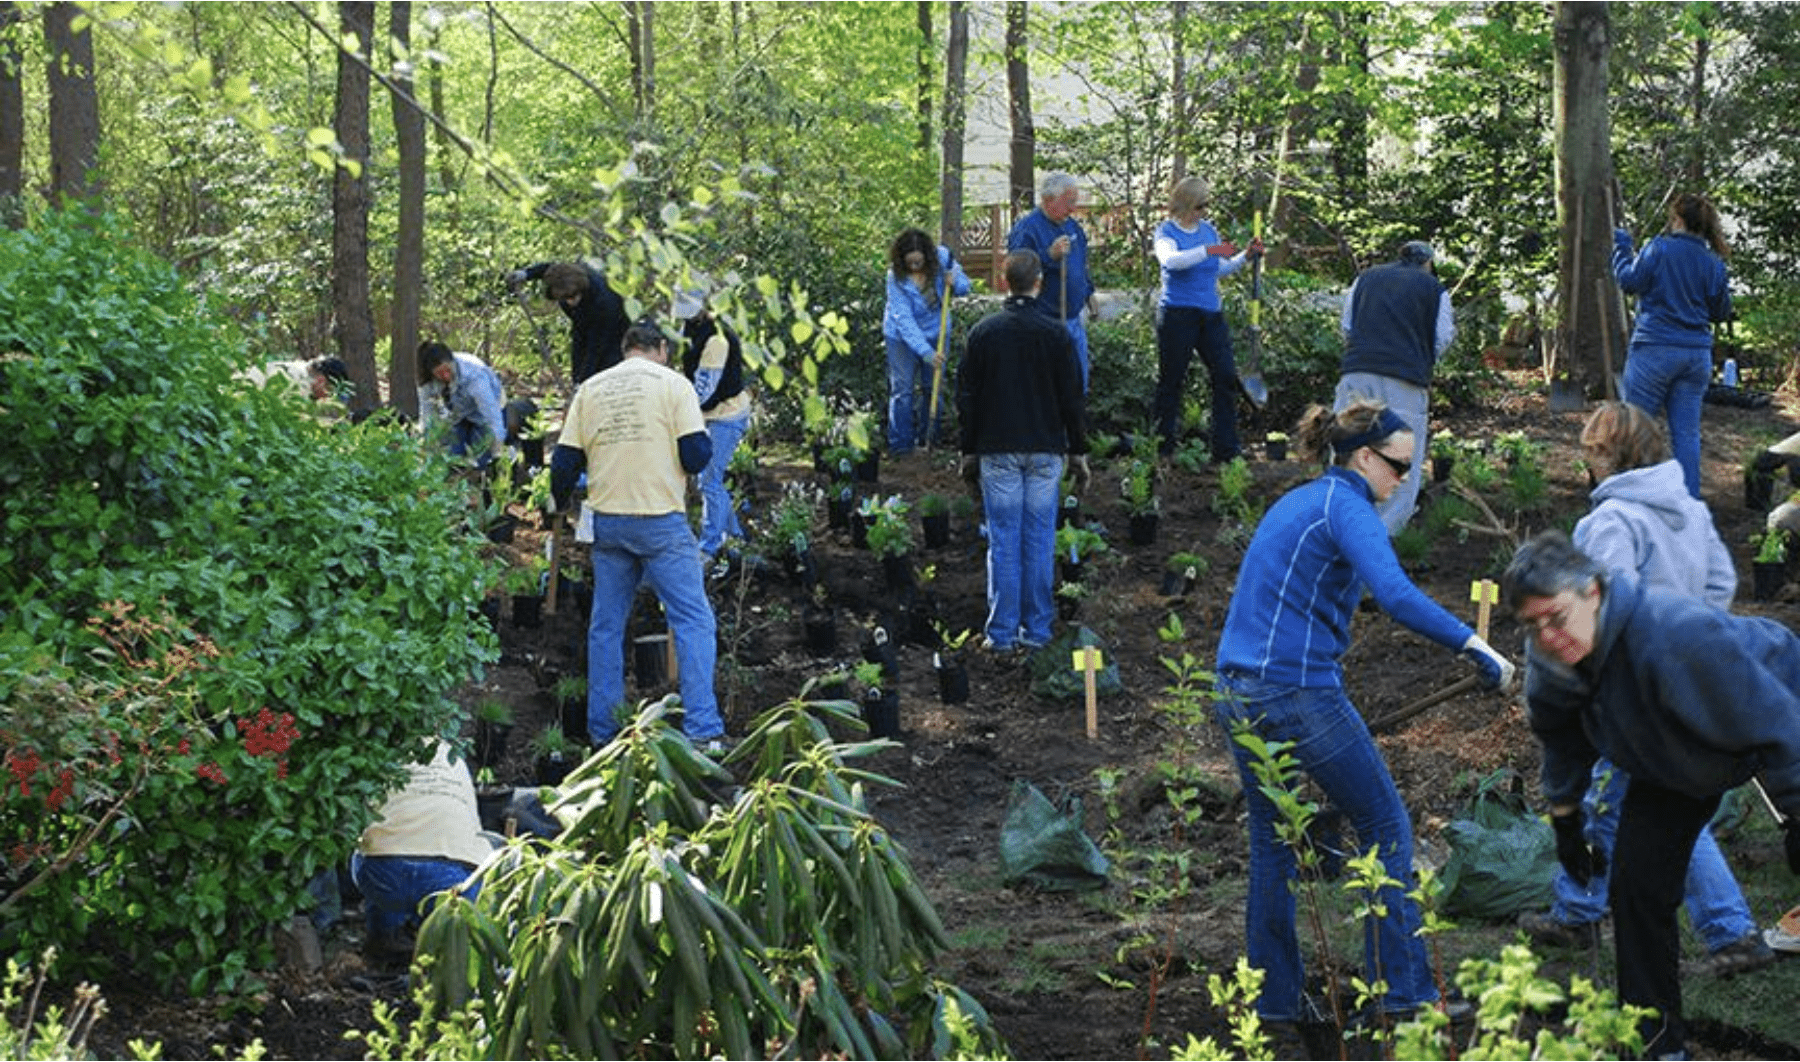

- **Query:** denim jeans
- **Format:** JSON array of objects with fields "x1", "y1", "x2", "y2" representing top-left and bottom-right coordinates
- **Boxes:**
[
  {"x1": 587, "y1": 512, "x2": 723, "y2": 743},
  {"x1": 446, "y1": 418, "x2": 495, "y2": 469},
  {"x1": 885, "y1": 337, "x2": 942, "y2": 455},
  {"x1": 1064, "y1": 315, "x2": 1091, "y2": 393},
  {"x1": 1548, "y1": 758, "x2": 1754, "y2": 952},
  {"x1": 1623, "y1": 342, "x2": 1711, "y2": 499},
  {"x1": 980, "y1": 452, "x2": 1062, "y2": 649},
  {"x1": 1155, "y1": 306, "x2": 1239, "y2": 460},
  {"x1": 697, "y1": 413, "x2": 748, "y2": 558},
  {"x1": 1213, "y1": 673, "x2": 1438, "y2": 1020},
  {"x1": 350, "y1": 853, "x2": 479, "y2": 936}
]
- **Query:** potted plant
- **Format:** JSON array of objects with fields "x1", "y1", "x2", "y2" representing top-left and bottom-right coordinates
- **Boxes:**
[
  {"x1": 828, "y1": 482, "x2": 856, "y2": 530},
  {"x1": 1745, "y1": 446, "x2": 1784, "y2": 511},
  {"x1": 764, "y1": 484, "x2": 819, "y2": 583},
  {"x1": 865, "y1": 495, "x2": 916, "y2": 590},
  {"x1": 473, "y1": 698, "x2": 515, "y2": 771},
  {"x1": 1160, "y1": 551, "x2": 1208, "y2": 597},
  {"x1": 1121, "y1": 458, "x2": 1160, "y2": 545},
  {"x1": 1054, "y1": 523, "x2": 1108, "y2": 584},
  {"x1": 1264, "y1": 431, "x2": 1289, "y2": 462},
  {"x1": 1430, "y1": 431, "x2": 1460, "y2": 484},
  {"x1": 855, "y1": 659, "x2": 901, "y2": 740},
  {"x1": 472, "y1": 766, "x2": 512, "y2": 831},
  {"x1": 802, "y1": 584, "x2": 838, "y2": 657},
  {"x1": 530, "y1": 724, "x2": 580, "y2": 786},
  {"x1": 1056, "y1": 483, "x2": 1083, "y2": 529},
  {"x1": 918, "y1": 492, "x2": 952, "y2": 549},
  {"x1": 550, "y1": 673, "x2": 588, "y2": 742},
  {"x1": 507, "y1": 558, "x2": 547, "y2": 628},
  {"x1": 860, "y1": 622, "x2": 900, "y2": 683},
  {"x1": 1055, "y1": 579, "x2": 1088, "y2": 621},
  {"x1": 1753, "y1": 528, "x2": 1790, "y2": 601},
  {"x1": 934, "y1": 626, "x2": 973, "y2": 705}
]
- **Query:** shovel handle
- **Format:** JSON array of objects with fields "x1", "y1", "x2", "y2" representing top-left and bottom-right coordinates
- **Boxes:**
[{"x1": 1368, "y1": 674, "x2": 1483, "y2": 734}]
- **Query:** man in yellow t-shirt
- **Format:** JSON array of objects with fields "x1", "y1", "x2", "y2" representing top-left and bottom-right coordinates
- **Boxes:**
[{"x1": 550, "y1": 321, "x2": 726, "y2": 748}]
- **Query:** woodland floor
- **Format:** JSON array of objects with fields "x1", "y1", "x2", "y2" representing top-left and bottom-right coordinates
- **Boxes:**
[{"x1": 85, "y1": 370, "x2": 1800, "y2": 1060}]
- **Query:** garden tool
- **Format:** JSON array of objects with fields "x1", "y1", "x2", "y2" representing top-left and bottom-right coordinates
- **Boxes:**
[
  {"x1": 1367, "y1": 674, "x2": 1481, "y2": 734},
  {"x1": 925, "y1": 271, "x2": 954, "y2": 452},
  {"x1": 1239, "y1": 209, "x2": 1270, "y2": 410}
]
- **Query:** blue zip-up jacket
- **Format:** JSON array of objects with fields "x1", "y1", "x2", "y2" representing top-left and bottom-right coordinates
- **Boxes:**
[
  {"x1": 1613, "y1": 228, "x2": 1731, "y2": 349},
  {"x1": 882, "y1": 245, "x2": 972, "y2": 361},
  {"x1": 1525, "y1": 573, "x2": 1800, "y2": 821},
  {"x1": 1216, "y1": 466, "x2": 1473, "y2": 688},
  {"x1": 1007, "y1": 208, "x2": 1094, "y2": 321}
]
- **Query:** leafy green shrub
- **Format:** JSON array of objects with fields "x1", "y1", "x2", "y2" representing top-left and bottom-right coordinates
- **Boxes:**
[
  {"x1": 416, "y1": 696, "x2": 1007, "y2": 1059},
  {"x1": 0, "y1": 211, "x2": 496, "y2": 993}
]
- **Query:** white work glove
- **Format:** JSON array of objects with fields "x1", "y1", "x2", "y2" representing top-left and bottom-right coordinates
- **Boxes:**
[
  {"x1": 1459, "y1": 634, "x2": 1517, "y2": 693},
  {"x1": 505, "y1": 268, "x2": 529, "y2": 287}
]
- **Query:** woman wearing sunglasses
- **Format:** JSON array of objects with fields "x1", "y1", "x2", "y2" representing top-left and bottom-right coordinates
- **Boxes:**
[{"x1": 1211, "y1": 399, "x2": 1515, "y2": 1035}]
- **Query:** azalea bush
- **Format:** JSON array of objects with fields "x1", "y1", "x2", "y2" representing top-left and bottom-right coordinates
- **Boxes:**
[{"x1": 0, "y1": 211, "x2": 496, "y2": 993}]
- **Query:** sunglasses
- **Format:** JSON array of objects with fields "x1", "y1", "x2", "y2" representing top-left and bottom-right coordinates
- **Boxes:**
[{"x1": 1370, "y1": 448, "x2": 1412, "y2": 480}]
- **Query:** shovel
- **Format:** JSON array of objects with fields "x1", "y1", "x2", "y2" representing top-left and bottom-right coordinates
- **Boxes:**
[{"x1": 1239, "y1": 208, "x2": 1270, "y2": 410}]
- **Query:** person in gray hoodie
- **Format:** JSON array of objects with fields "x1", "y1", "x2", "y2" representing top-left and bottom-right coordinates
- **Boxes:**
[{"x1": 1517, "y1": 403, "x2": 1772, "y2": 979}]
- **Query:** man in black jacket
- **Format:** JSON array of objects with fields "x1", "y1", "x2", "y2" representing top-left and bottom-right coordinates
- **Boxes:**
[
  {"x1": 957, "y1": 251, "x2": 1090, "y2": 652},
  {"x1": 510, "y1": 259, "x2": 629, "y2": 384}
]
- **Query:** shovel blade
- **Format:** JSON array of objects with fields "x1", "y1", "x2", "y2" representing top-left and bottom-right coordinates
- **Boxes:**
[{"x1": 1240, "y1": 373, "x2": 1269, "y2": 410}]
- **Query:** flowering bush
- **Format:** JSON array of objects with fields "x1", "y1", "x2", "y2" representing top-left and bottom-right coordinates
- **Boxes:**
[{"x1": 0, "y1": 212, "x2": 496, "y2": 993}]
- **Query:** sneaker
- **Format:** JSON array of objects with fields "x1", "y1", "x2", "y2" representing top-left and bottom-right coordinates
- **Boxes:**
[
  {"x1": 697, "y1": 735, "x2": 736, "y2": 758},
  {"x1": 1767, "y1": 918, "x2": 1800, "y2": 954},
  {"x1": 1683, "y1": 932, "x2": 1776, "y2": 977},
  {"x1": 1518, "y1": 910, "x2": 1599, "y2": 950}
]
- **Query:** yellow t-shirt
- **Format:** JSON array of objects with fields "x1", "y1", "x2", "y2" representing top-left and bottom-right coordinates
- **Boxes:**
[
  {"x1": 358, "y1": 742, "x2": 495, "y2": 868},
  {"x1": 559, "y1": 356, "x2": 706, "y2": 515}
]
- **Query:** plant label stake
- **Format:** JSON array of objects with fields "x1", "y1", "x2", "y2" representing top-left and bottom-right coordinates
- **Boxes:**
[
  {"x1": 1072, "y1": 646, "x2": 1103, "y2": 740},
  {"x1": 544, "y1": 516, "x2": 562, "y2": 616},
  {"x1": 1469, "y1": 579, "x2": 1498, "y2": 640}
]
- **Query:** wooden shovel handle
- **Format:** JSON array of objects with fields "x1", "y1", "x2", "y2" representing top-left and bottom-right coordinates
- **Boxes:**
[{"x1": 1367, "y1": 674, "x2": 1483, "y2": 734}]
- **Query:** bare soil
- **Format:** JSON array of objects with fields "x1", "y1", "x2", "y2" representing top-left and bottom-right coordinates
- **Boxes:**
[{"x1": 85, "y1": 373, "x2": 1800, "y2": 1060}]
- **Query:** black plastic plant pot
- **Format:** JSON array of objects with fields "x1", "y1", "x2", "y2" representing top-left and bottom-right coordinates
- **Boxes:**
[
  {"x1": 1753, "y1": 560, "x2": 1785, "y2": 602},
  {"x1": 475, "y1": 722, "x2": 512, "y2": 771},
  {"x1": 486, "y1": 514, "x2": 519, "y2": 544},
  {"x1": 1128, "y1": 512, "x2": 1159, "y2": 546},
  {"x1": 534, "y1": 752, "x2": 574, "y2": 787},
  {"x1": 1265, "y1": 440, "x2": 1288, "y2": 462},
  {"x1": 1159, "y1": 570, "x2": 1196, "y2": 598},
  {"x1": 862, "y1": 687, "x2": 901, "y2": 739},
  {"x1": 1432, "y1": 455, "x2": 1456, "y2": 484},
  {"x1": 922, "y1": 512, "x2": 951, "y2": 549},
  {"x1": 512, "y1": 593, "x2": 543, "y2": 629},
  {"x1": 861, "y1": 625, "x2": 900, "y2": 682},
  {"x1": 828, "y1": 496, "x2": 854, "y2": 530},
  {"x1": 1747, "y1": 468, "x2": 1775, "y2": 511},
  {"x1": 520, "y1": 436, "x2": 545, "y2": 469},
  {"x1": 854, "y1": 452, "x2": 881, "y2": 484},
  {"x1": 880, "y1": 552, "x2": 916, "y2": 592},
  {"x1": 559, "y1": 697, "x2": 589, "y2": 744},
  {"x1": 478, "y1": 596, "x2": 502, "y2": 631},
  {"x1": 1061, "y1": 559, "x2": 1086, "y2": 585},
  {"x1": 474, "y1": 785, "x2": 513, "y2": 832},
  {"x1": 851, "y1": 512, "x2": 872, "y2": 550},
  {"x1": 633, "y1": 633, "x2": 670, "y2": 689},
  {"x1": 1057, "y1": 595, "x2": 1081, "y2": 621},
  {"x1": 935, "y1": 652, "x2": 970, "y2": 704},
  {"x1": 802, "y1": 605, "x2": 838, "y2": 657},
  {"x1": 1057, "y1": 498, "x2": 1081, "y2": 529}
]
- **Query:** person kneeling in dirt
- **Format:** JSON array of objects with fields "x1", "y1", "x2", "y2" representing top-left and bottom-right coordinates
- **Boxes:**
[
  {"x1": 1516, "y1": 403, "x2": 1773, "y2": 979},
  {"x1": 1213, "y1": 399, "x2": 1514, "y2": 1033},
  {"x1": 417, "y1": 340, "x2": 508, "y2": 470},
  {"x1": 239, "y1": 355, "x2": 350, "y2": 406},
  {"x1": 1502, "y1": 530, "x2": 1800, "y2": 1059},
  {"x1": 352, "y1": 740, "x2": 501, "y2": 968}
]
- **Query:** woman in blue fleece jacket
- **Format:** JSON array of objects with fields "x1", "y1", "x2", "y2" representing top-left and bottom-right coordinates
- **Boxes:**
[
  {"x1": 1614, "y1": 193, "x2": 1732, "y2": 499},
  {"x1": 882, "y1": 228, "x2": 971, "y2": 456},
  {"x1": 1213, "y1": 400, "x2": 1515, "y2": 1028}
]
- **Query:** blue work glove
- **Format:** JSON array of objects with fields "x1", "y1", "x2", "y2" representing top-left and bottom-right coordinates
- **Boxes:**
[
  {"x1": 1552, "y1": 811, "x2": 1606, "y2": 888},
  {"x1": 1459, "y1": 634, "x2": 1517, "y2": 692}
]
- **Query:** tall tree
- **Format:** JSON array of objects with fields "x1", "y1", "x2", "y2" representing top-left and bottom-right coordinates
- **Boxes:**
[
  {"x1": 1005, "y1": 1, "x2": 1034, "y2": 215},
  {"x1": 915, "y1": 2, "x2": 933, "y2": 155},
  {"x1": 390, "y1": 0, "x2": 424, "y2": 418},
  {"x1": 626, "y1": 1, "x2": 654, "y2": 123},
  {"x1": 44, "y1": 1, "x2": 99, "y2": 206},
  {"x1": 938, "y1": 1, "x2": 968, "y2": 253},
  {"x1": 0, "y1": 1, "x2": 22, "y2": 226},
  {"x1": 1551, "y1": 0, "x2": 1617, "y2": 399},
  {"x1": 1168, "y1": 0, "x2": 1188, "y2": 185},
  {"x1": 333, "y1": 1, "x2": 377, "y2": 413}
]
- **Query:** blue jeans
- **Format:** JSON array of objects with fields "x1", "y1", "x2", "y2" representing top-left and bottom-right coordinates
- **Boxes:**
[
  {"x1": 1624, "y1": 343, "x2": 1711, "y2": 499},
  {"x1": 446, "y1": 419, "x2": 495, "y2": 469},
  {"x1": 885, "y1": 337, "x2": 943, "y2": 454},
  {"x1": 1548, "y1": 759, "x2": 1754, "y2": 952},
  {"x1": 980, "y1": 452, "x2": 1062, "y2": 648},
  {"x1": 1214, "y1": 673, "x2": 1438, "y2": 1020},
  {"x1": 1064, "y1": 315, "x2": 1091, "y2": 393},
  {"x1": 1156, "y1": 306, "x2": 1239, "y2": 460},
  {"x1": 587, "y1": 513, "x2": 723, "y2": 743},
  {"x1": 698, "y1": 413, "x2": 748, "y2": 558},
  {"x1": 350, "y1": 853, "x2": 479, "y2": 936}
]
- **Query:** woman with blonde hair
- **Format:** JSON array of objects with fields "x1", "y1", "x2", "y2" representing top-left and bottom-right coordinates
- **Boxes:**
[
  {"x1": 1151, "y1": 176, "x2": 1260, "y2": 460},
  {"x1": 1517, "y1": 400, "x2": 1770, "y2": 976},
  {"x1": 1213, "y1": 399, "x2": 1514, "y2": 1032},
  {"x1": 1613, "y1": 192, "x2": 1733, "y2": 498}
]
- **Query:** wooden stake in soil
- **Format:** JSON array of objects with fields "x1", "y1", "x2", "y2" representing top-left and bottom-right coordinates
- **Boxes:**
[
  {"x1": 1072, "y1": 646, "x2": 1103, "y2": 740},
  {"x1": 1469, "y1": 579, "x2": 1498, "y2": 640},
  {"x1": 544, "y1": 514, "x2": 562, "y2": 616}
]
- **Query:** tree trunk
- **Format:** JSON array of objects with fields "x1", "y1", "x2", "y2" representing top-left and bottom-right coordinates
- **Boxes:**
[
  {"x1": 1168, "y1": 0, "x2": 1187, "y2": 186},
  {"x1": 0, "y1": 1, "x2": 22, "y2": 226},
  {"x1": 627, "y1": 1, "x2": 654, "y2": 121},
  {"x1": 389, "y1": 0, "x2": 424, "y2": 419},
  {"x1": 1267, "y1": 18, "x2": 1319, "y2": 255},
  {"x1": 1552, "y1": 1, "x2": 1616, "y2": 400},
  {"x1": 333, "y1": 1, "x2": 378, "y2": 415},
  {"x1": 1686, "y1": 29, "x2": 1708, "y2": 187},
  {"x1": 426, "y1": 14, "x2": 458, "y2": 192},
  {"x1": 916, "y1": 2, "x2": 933, "y2": 156},
  {"x1": 44, "y1": 1, "x2": 100, "y2": 207},
  {"x1": 938, "y1": 1, "x2": 968, "y2": 254},
  {"x1": 1005, "y1": 1, "x2": 1034, "y2": 216}
]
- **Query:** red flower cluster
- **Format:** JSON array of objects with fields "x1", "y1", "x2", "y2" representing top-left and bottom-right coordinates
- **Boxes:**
[
  {"x1": 240, "y1": 707, "x2": 299, "y2": 780},
  {"x1": 196, "y1": 762, "x2": 228, "y2": 785},
  {"x1": 46, "y1": 768, "x2": 74, "y2": 811},
  {"x1": 7, "y1": 747, "x2": 41, "y2": 797}
]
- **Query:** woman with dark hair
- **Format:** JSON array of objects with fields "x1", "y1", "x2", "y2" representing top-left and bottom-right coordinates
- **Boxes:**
[
  {"x1": 1614, "y1": 192, "x2": 1733, "y2": 498},
  {"x1": 1213, "y1": 400, "x2": 1514, "y2": 1033},
  {"x1": 882, "y1": 227, "x2": 970, "y2": 456}
]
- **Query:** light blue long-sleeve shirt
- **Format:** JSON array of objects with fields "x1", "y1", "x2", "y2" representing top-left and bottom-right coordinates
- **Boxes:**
[
  {"x1": 882, "y1": 245, "x2": 971, "y2": 361},
  {"x1": 419, "y1": 352, "x2": 507, "y2": 447}
]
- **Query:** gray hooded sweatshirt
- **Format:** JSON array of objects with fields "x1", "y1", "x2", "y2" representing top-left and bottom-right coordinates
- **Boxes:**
[{"x1": 1574, "y1": 458, "x2": 1735, "y2": 608}]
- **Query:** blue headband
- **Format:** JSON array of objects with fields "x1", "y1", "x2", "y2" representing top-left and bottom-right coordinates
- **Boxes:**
[{"x1": 1330, "y1": 408, "x2": 1408, "y2": 456}]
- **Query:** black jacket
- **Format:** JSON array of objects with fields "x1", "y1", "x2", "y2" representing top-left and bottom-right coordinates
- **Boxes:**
[{"x1": 957, "y1": 297, "x2": 1088, "y2": 456}]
